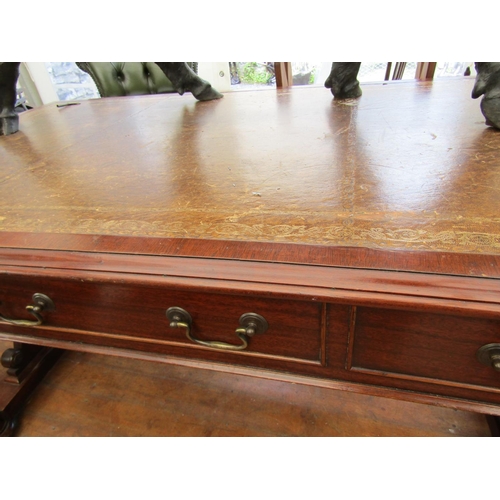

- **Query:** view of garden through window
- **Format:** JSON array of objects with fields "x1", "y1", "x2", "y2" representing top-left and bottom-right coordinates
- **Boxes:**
[{"x1": 228, "y1": 62, "x2": 400, "y2": 90}]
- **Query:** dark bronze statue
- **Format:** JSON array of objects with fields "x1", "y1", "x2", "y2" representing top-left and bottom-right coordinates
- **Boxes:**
[
  {"x1": 154, "y1": 62, "x2": 222, "y2": 102},
  {"x1": 324, "y1": 62, "x2": 363, "y2": 100},
  {"x1": 325, "y1": 62, "x2": 500, "y2": 130},
  {"x1": 0, "y1": 62, "x2": 222, "y2": 136},
  {"x1": 0, "y1": 62, "x2": 20, "y2": 136},
  {"x1": 1, "y1": 62, "x2": 500, "y2": 136},
  {"x1": 471, "y1": 63, "x2": 500, "y2": 129}
]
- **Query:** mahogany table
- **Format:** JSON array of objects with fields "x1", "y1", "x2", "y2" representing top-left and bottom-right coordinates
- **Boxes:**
[{"x1": 1, "y1": 78, "x2": 500, "y2": 436}]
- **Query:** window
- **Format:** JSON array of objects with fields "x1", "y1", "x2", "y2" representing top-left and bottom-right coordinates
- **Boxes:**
[
  {"x1": 45, "y1": 62, "x2": 99, "y2": 101},
  {"x1": 435, "y1": 62, "x2": 475, "y2": 78},
  {"x1": 228, "y1": 62, "x2": 276, "y2": 91}
]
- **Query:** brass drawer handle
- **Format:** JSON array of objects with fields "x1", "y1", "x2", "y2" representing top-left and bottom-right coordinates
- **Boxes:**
[
  {"x1": 166, "y1": 307, "x2": 268, "y2": 351},
  {"x1": 0, "y1": 293, "x2": 55, "y2": 327},
  {"x1": 477, "y1": 344, "x2": 500, "y2": 372}
]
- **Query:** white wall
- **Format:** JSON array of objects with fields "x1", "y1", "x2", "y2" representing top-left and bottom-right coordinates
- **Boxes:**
[
  {"x1": 21, "y1": 63, "x2": 59, "y2": 105},
  {"x1": 197, "y1": 62, "x2": 231, "y2": 93}
]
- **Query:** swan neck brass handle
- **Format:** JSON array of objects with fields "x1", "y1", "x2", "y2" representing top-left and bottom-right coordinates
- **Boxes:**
[
  {"x1": 0, "y1": 293, "x2": 55, "y2": 327},
  {"x1": 166, "y1": 307, "x2": 268, "y2": 352},
  {"x1": 477, "y1": 344, "x2": 500, "y2": 372}
]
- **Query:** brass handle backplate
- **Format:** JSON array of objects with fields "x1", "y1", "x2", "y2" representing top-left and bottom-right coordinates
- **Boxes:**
[
  {"x1": 166, "y1": 307, "x2": 268, "y2": 351},
  {"x1": 0, "y1": 293, "x2": 55, "y2": 327},
  {"x1": 476, "y1": 343, "x2": 500, "y2": 372}
]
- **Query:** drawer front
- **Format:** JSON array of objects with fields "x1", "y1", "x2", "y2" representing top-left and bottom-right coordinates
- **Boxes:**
[
  {"x1": 0, "y1": 275, "x2": 323, "y2": 365},
  {"x1": 349, "y1": 307, "x2": 500, "y2": 392}
]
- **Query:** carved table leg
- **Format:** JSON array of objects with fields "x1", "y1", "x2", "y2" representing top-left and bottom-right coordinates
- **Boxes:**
[
  {"x1": 0, "y1": 342, "x2": 63, "y2": 436},
  {"x1": 0, "y1": 62, "x2": 21, "y2": 136}
]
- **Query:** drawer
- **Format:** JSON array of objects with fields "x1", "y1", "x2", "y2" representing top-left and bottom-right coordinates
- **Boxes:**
[
  {"x1": 0, "y1": 274, "x2": 323, "y2": 366},
  {"x1": 348, "y1": 307, "x2": 500, "y2": 393}
]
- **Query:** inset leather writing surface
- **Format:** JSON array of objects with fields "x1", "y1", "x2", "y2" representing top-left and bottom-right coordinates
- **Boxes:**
[{"x1": 1, "y1": 80, "x2": 499, "y2": 254}]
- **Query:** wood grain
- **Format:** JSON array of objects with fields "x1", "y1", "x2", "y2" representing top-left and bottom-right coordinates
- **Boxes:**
[
  {"x1": 2, "y1": 79, "x2": 500, "y2": 427},
  {"x1": 2, "y1": 342, "x2": 488, "y2": 437}
]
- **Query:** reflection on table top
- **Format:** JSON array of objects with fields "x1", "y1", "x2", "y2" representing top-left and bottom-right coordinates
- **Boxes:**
[{"x1": 1, "y1": 78, "x2": 499, "y2": 255}]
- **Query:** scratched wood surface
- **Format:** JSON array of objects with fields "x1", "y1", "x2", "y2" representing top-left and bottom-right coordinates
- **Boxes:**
[
  {"x1": 1, "y1": 342, "x2": 488, "y2": 437},
  {"x1": 1, "y1": 78, "x2": 499, "y2": 256}
]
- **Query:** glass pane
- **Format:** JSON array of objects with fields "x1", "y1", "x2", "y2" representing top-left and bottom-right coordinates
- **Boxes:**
[
  {"x1": 397, "y1": 62, "x2": 417, "y2": 80},
  {"x1": 291, "y1": 62, "x2": 332, "y2": 86},
  {"x1": 229, "y1": 62, "x2": 276, "y2": 91},
  {"x1": 435, "y1": 62, "x2": 475, "y2": 78},
  {"x1": 45, "y1": 62, "x2": 100, "y2": 101},
  {"x1": 359, "y1": 62, "x2": 419, "y2": 82},
  {"x1": 358, "y1": 62, "x2": 388, "y2": 82},
  {"x1": 290, "y1": 63, "x2": 419, "y2": 86}
]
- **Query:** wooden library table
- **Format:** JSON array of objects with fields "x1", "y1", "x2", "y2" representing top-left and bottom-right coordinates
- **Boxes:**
[{"x1": 1, "y1": 78, "x2": 500, "y2": 435}]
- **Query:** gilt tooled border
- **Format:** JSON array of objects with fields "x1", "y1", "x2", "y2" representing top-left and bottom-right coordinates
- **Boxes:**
[{"x1": 2, "y1": 217, "x2": 500, "y2": 253}]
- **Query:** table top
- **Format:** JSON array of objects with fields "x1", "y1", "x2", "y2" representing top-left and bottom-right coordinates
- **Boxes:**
[{"x1": 2, "y1": 78, "x2": 500, "y2": 277}]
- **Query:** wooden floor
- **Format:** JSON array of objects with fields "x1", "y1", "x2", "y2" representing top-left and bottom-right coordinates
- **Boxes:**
[{"x1": 1, "y1": 341, "x2": 490, "y2": 437}]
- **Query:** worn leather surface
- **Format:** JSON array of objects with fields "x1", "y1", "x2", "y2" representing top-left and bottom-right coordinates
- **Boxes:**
[
  {"x1": 1, "y1": 79, "x2": 500, "y2": 254},
  {"x1": 76, "y1": 62, "x2": 176, "y2": 96}
]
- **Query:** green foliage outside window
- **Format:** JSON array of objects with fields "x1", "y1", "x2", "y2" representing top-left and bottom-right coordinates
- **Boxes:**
[{"x1": 239, "y1": 62, "x2": 274, "y2": 84}]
